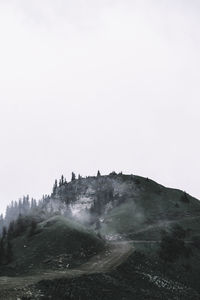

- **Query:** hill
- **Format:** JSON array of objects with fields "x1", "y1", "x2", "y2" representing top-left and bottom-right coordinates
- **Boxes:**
[
  {"x1": 0, "y1": 215, "x2": 105, "y2": 277},
  {"x1": 39, "y1": 173, "x2": 200, "y2": 241},
  {"x1": 4, "y1": 173, "x2": 200, "y2": 241},
  {"x1": 1, "y1": 172, "x2": 200, "y2": 299}
]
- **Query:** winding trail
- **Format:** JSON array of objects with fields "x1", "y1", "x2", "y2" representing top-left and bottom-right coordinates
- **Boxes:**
[{"x1": 0, "y1": 241, "x2": 134, "y2": 295}]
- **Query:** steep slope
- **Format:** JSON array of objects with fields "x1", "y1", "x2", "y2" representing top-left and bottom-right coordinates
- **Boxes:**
[
  {"x1": 99, "y1": 176, "x2": 200, "y2": 239},
  {"x1": 40, "y1": 173, "x2": 200, "y2": 240}
]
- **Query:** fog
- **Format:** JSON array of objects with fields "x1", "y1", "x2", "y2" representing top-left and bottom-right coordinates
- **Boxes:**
[{"x1": 0, "y1": 0, "x2": 200, "y2": 214}]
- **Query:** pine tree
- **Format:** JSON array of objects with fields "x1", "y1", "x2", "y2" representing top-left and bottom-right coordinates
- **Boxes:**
[
  {"x1": 2, "y1": 227, "x2": 7, "y2": 240},
  {"x1": 0, "y1": 215, "x2": 3, "y2": 235},
  {"x1": 0, "y1": 238, "x2": 5, "y2": 264},
  {"x1": 97, "y1": 170, "x2": 101, "y2": 177},
  {"x1": 7, "y1": 221, "x2": 14, "y2": 240},
  {"x1": 6, "y1": 240, "x2": 13, "y2": 264},
  {"x1": 71, "y1": 172, "x2": 76, "y2": 181},
  {"x1": 15, "y1": 214, "x2": 26, "y2": 237},
  {"x1": 53, "y1": 180, "x2": 58, "y2": 194},
  {"x1": 18, "y1": 198, "x2": 22, "y2": 214}
]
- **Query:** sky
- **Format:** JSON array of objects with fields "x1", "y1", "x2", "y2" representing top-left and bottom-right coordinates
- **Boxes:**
[{"x1": 0, "y1": 0, "x2": 200, "y2": 214}]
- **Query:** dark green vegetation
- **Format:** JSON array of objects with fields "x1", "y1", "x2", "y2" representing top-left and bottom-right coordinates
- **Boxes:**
[
  {"x1": 0, "y1": 216, "x2": 105, "y2": 277},
  {"x1": 158, "y1": 224, "x2": 191, "y2": 263},
  {"x1": 0, "y1": 172, "x2": 200, "y2": 299}
]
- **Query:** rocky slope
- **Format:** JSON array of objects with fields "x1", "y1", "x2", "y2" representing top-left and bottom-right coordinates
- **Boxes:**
[
  {"x1": 40, "y1": 173, "x2": 200, "y2": 240},
  {"x1": 1, "y1": 172, "x2": 200, "y2": 299}
]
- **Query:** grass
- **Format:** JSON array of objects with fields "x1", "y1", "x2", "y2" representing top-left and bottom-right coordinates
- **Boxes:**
[
  {"x1": 99, "y1": 175, "x2": 200, "y2": 240},
  {"x1": 5, "y1": 215, "x2": 105, "y2": 276}
]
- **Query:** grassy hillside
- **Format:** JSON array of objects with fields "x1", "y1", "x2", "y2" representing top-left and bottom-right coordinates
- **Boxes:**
[
  {"x1": 2, "y1": 216, "x2": 105, "y2": 276},
  {"x1": 99, "y1": 175, "x2": 200, "y2": 239},
  {"x1": 1, "y1": 173, "x2": 200, "y2": 299},
  {"x1": 5, "y1": 173, "x2": 200, "y2": 242}
]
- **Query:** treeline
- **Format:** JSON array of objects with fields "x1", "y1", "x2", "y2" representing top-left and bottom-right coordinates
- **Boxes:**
[
  {"x1": 4, "y1": 196, "x2": 38, "y2": 226},
  {"x1": 1, "y1": 173, "x2": 75, "y2": 233},
  {"x1": 0, "y1": 231, "x2": 13, "y2": 265},
  {"x1": 1, "y1": 170, "x2": 113, "y2": 235},
  {"x1": 0, "y1": 215, "x2": 38, "y2": 265}
]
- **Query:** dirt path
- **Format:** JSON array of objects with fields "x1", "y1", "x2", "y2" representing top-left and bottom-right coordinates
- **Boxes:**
[
  {"x1": 0, "y1": 241, "x2": 134, "y2": 295},
  {"x1": 132, "y1": 215, "x2": 200, "y2": 237},
  {"x1": 80, "y1": 241, "x2": 133, "y2": 272}
]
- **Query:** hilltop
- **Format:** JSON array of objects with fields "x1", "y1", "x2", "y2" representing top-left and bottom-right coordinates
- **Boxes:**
[
  {"x1": 0, "y1": 172, "x2": 200, "y2": 299},
  {"x1": 5, "y1": 173, "x2": 200, "y2": 235}
]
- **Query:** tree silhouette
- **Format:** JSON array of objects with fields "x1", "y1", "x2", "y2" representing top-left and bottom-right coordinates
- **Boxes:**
[
  {"x1": 53, "y1": 180, "x2": 58, "y2": 194},
  {"x1": 2, "y1": 227, "x2": 7, "y2": 240},
  {"x1": 71, "y1": 172, "x2": 76, "y2": 181},
  {"x1": 6, "y1": 240, "x2": 13, "y2": 264},
  {"x1": 0, "y1": 238, "x2": 5, "y2": 264},
  {"x1": 7, "y1": 221, "x2": 15, "y2": 240}
]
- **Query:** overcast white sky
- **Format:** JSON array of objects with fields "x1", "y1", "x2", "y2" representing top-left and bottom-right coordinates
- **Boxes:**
[{"x1": 0, "y1": 0, "x2": 200, "y2": 214}]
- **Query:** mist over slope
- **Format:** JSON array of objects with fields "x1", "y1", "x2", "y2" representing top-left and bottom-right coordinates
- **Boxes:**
[
  {"x1": 3, "y1": 172, "x2": 200, "y2": 240},
  {"x1": 0, "y1": 172, "x2": 200, "y2": 300},
  {"x1": 1, "y1": 172, "x2": 200, "y2": 299},
  {"x1": 0, "y1": 215, "x2": 105, "y2": 277}
]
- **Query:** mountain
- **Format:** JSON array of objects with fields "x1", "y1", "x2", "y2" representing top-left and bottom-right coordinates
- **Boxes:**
[
  {"x1": 39, "y1": 173, "x2": 200, "y2": 240},
  {"x1": 0, "y1": 172, "x2": 200, "y2": 299}
]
